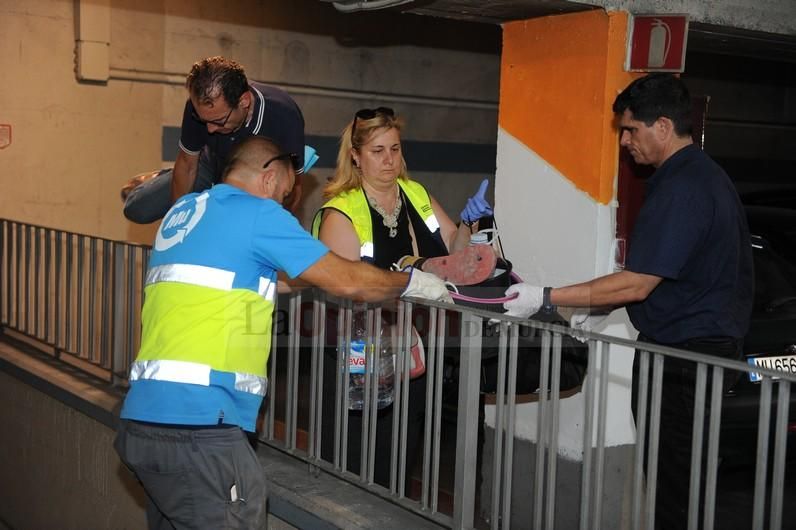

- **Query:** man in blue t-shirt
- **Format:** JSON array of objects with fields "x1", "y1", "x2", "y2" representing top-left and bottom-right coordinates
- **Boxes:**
[
  {"x1": 114, "y1": 136, "x2": 452, "y2": 529},
  {"x1": 503, "y1": 74, "x2": 753, "y2": 530},
  {"x1": 122, "y1": 56, "x2": 312, "y2": 224}
]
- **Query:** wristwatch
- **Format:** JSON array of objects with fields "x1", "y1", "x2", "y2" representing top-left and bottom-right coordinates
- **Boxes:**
[{"x1": 542, "y1": 286, "x2": 555, "y2": 313}]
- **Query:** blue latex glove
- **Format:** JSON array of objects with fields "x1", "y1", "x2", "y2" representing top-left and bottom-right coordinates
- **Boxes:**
[
  {"x1": 303, "y1": 145, "x2": 320, "y2": 173},
  {"x1": 460, "y1": 179, "x2": 493, "y2": 224}
]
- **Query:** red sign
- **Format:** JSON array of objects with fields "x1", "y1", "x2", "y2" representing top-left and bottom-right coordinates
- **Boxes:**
[{"x1": 627, "y1": 14, "x2": 689, "y2": 72}]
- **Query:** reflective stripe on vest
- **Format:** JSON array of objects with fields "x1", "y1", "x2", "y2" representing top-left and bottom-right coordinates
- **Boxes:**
[
  {"x1": 398, "y1": 179, "x2": 439, "y2": 235},
  {"x1": 311, "y1": 179, "x2": 437, "y2": 260},
  {"x1": 130, "y1": 359, "x2": 268, "y2": 397},
  {"x1": 147, "y1": 263, "x2": 276, "y2": 302},
  {"x1": 258, "y1": 276, "x2": 277, "y2": 301}
]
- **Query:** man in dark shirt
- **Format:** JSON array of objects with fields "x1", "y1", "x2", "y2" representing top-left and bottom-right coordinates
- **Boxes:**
[
  {"x1": 504, "y1": 73, "x2": 754, "y2": 530},
  {"x1": 122, "y1": 56, "x2": 309, "y2": 224}
]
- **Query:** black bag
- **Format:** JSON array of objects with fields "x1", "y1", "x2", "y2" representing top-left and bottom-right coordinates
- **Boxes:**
[
  {"x1": 447, "y1": 223, "x2": 588, "y2": 395},
  {"x1": 478, "y1": 309, "x2": 588, "y2": 394}
]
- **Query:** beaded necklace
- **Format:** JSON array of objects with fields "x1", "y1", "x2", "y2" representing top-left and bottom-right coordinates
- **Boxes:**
[{"x1": 366, "y1": 190, "x2": 403, "y2": 238}]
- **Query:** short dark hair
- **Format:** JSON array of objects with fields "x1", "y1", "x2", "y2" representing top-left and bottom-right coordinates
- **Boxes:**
[
  {"x1": 612, "y1": 74, "x2": 692, "y2": 137},
  {"x1": 185, "y1": 56, "x2": 249, "y2": 108},
  {"x1": 222, "y1": 136, "x2": 287, "y2": 182}
]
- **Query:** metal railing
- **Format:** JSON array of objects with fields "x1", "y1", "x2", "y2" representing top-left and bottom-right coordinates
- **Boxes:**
[
  {"x1": 1, "y1": 218, "x2": 793, "y2": 529},
  {"x1": 0, "y1": 219, "x2": 148, "y2": 383}
]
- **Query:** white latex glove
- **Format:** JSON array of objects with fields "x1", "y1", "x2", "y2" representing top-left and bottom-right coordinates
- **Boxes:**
[
  {"x1": 503, "y1": 283, "x2": 544, "y2": 319},
  {"x1": 569, "y1": 309, "x2": 611, "y2": 335},
  {"x1": 569, "y1": 308, "x2": 611, "y2": 343},
  {"x1": 401, "y1": 269, "x2": 453, "y2": 304}
]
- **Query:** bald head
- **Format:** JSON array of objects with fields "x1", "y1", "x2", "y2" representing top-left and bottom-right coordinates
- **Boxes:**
[{"x1": 223, "y1": 137, "x2": 296, "y2": 203}]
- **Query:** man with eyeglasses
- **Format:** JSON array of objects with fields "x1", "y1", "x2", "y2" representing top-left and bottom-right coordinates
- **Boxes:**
[
  {"x1": 122, "y1": 56, "x2": 313, "y2": 224},
  {"x1": 115, "y1": 136, "x2": 452, "y2": 529}
]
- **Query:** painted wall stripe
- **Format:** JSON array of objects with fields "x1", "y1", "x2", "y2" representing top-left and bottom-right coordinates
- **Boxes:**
[{"x1": 162, "y1": 128, "x2": 497, "y2": 174}]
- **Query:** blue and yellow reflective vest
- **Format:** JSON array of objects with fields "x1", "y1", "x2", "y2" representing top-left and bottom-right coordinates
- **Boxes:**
[{"x1": 120, "y1": 184, "x2": 328, "y2": 431}]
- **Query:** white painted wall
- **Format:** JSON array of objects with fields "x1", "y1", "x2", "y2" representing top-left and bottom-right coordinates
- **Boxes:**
[{"x1": 492, "y1": 127, "x2": 639, "y2": 451}]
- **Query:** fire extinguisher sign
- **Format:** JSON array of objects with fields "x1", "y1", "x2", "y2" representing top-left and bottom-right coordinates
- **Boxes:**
[{"x1": 626, "y1": 14, "x2": 689, "y2": 73}]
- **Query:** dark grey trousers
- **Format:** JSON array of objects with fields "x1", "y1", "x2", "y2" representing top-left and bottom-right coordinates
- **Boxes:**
[
  {"x1": 114, "y1": 420, "x2": 266, "y2": 530},
  {"x1": 122, "y1": 160, "x2": 216, "y2": 224}
]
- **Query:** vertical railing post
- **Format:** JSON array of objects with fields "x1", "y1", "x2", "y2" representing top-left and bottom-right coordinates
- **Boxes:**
[
  {"x1": 43, "y1": 229, "x2": 52, "y2": 343},
  {"x1": 688, "y1": 362, "x2": 708, "y2": 529},
  {"x1": 534, "y1": 329, "x2": 552, "y2": 530},
  {"x1": 769, "y1": 381, "x2": 790, "y2": 530},
  {"x1": 337, "y1": 303, "x2": 353, "y2": 472},
  {"x1": 366, "y1": 305, "x2": 383, "y2": 485},
  {"x1": 265, "y1": 293, "x2": 278, "y2": 441},
  {"x1": 53, "y1": 229, "x2": 62, "y2": 352},
  {"x1": 645, "y1": 353, "x2": 665, "y2": 530},
  {"x1": 702, "y1": 365, "x2": 724, "y2": 530},
  {"x1": 0, "y1": 221, "x2": 6, "y2": 326},
  {"x1": 421, "y1": 305, "x2": 439, "y2": 510},
  {"x1": 544, "y1": 332, "x2": 563, "y2": 530},
  {"x1": 76, "y1": 235, "x2": 84, "y2": 353},
  {"x1": 111, "y1": 242, "x2": 126, "y2": 384},
  {"x1": 397, "y1": 302, "x2": 412, "y2": 496},
  {"x1": 308, "y1": 289, "x2": 324, "y2": 459},
  {"x1": 23, "y1": 224, "x2": 31, "y2": 334},
  {"x1": 88, "y1": 238, "x2": 97, "y2": 361},
  {"x1": 65, "y1": 232, "x2": 73, "y2": 350},
  {"x1": 631, "y1": 349, "x2": 649, "y2": 530},
  {"x1": 499, "y1": 322, "x2": 520, "y2": 530},
  {"x1": 33, "y1": 227, "x2": 41, "y2": 339},
  {"x1": 361, "y1": 304, "x2": 374, "y2": 482},
  {"x1": 752, "y1": 378, "x2": 772, "y2": 530},
  {"x1": 16, "y1": 223, "x2": 23, "y2": 331},
  {"x1": 453, "y1": 310, "x2": 482, "y2": 529},
  {"x1": 285, "y1": 292, "x2": 298, "y2": 450},
  {"x1": 591, "y1": 340, "x2": 611, "y2": 530},
  {"x1": 430, "y1": 307, "x2": 447, "y2": 513},
  {"x1": 125, "y1": 242, "x2": 137, "y2": 370},
  {"x1": 579, "y1": 339, "x2": 598, "y2": 530}
]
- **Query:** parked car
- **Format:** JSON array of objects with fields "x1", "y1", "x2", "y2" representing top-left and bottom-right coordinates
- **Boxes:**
[
  {"x1": 721, "y1": 205, "x2": 796, "y2": 467},
  {"x1": 739, "y1": 187, "x2": 796, "y2": 211}
]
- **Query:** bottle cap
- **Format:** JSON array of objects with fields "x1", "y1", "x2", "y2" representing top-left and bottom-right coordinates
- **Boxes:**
[{"x1": 469, "y1": 231, "x2": 489, "y2": 245}]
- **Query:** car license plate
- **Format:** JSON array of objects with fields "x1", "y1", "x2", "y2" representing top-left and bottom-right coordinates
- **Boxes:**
[{"x1": 748, "y1": 354, "x2": 796, "y2": 382}]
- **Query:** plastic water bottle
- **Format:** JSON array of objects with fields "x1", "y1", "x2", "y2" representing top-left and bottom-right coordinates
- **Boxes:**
[{"x1": 346, "y1": 312, "x2": 395, "y2": 411}]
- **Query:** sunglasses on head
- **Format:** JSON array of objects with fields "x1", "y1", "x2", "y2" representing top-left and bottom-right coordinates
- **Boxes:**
[
  {"x1": 354, "y1": 107, "x2": 395, "y2": 121},
  {"x1": 351, "y1": 107, "x2": 395, "y2": 139},
  {"x1": 263, "y1": 152, "x2": 299, "y2": 170}
]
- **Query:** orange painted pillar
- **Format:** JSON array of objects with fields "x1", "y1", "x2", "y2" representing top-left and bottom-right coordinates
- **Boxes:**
[
  {"x1": 500, "y1": 10, "x2": 639, "y2": 205},
  {"x1": 496, "y1": 9, "x2": 644, "y2": 287}
]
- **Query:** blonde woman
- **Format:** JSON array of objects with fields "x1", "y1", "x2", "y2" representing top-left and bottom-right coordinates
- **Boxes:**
[
  {"x1": 313, "y1": 107, "x2": 492, "y2": 489},
  {"x1": 313, "y1": 107, "x2": 491, "y2": 269}
]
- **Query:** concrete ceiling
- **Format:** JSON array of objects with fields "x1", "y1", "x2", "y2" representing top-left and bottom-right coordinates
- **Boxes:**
[
  {"x1": 401, "y1": 0, "x2": 598, "y2": 24},
  {"x1": 325, "y1": 0, "x2": 796, "y2": 63},
  {"x1": 404, "y1": 1, "x2": 796, "y2": 62}
]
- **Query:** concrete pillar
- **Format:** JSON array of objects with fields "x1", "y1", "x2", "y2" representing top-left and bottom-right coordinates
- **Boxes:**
[
  {"x1": 485, "y1": 10, "x2": 643, "y2": 528},
  {"x1": 497, "y1": 9, "x2": 638, "y2": 286}
]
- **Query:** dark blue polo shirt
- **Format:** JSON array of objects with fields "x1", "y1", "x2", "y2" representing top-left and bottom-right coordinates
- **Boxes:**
[
  {"x1": 626, "y1": 144, "x2": 754, "y2": 344},
  {"x1": 179, "y1": 82, "x2": 305, "y2": 179}
]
